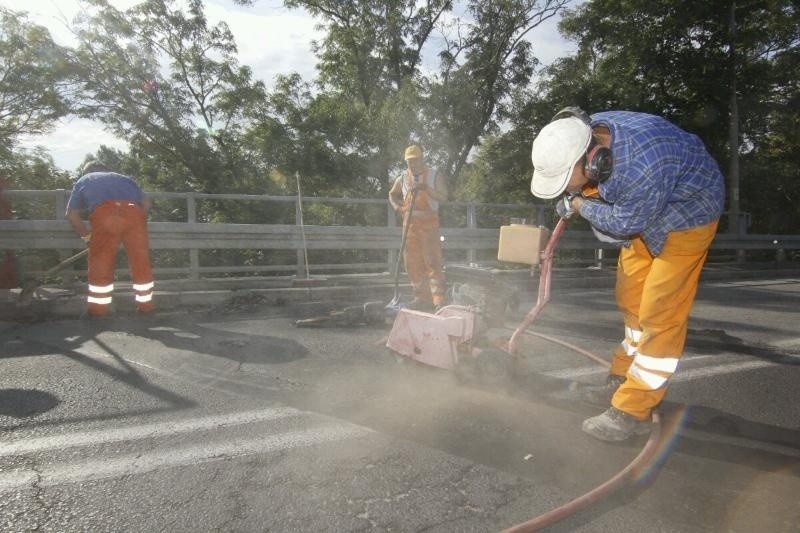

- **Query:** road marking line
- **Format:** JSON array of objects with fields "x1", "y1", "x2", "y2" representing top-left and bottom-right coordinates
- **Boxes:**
[
  {"x1": 543, "y1": 357, "x2": 776, "y2": 382},
  {"x1": 0, "y1": 424, "x2": 371, "y2": 491},
  {"x1": 671, "y1": 360, "x2": 775, "y2": 382},
  {"x1": 0, "y1": 407, "x2": 299, "y2": 457},
  {"x1": 542, "y1": 365, "x2": 607, "y2": 380},
  {"x1": 770, "y1": 338, "x2": 800, "y2": 349}
]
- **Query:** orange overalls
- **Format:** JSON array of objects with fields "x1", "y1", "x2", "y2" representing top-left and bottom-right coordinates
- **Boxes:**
[
  {"x1": 87, "y1": 201, "x2": 154, "y2": 316},
  {"x1": 401, "y1": 169, "x2": 446, "y2": 307},
  {"x1": 610, "y1": 221, "x2": 718, "y2": 419},
  {"x1": 582, "y1": 185, "x2": 719, "y2": 419}
]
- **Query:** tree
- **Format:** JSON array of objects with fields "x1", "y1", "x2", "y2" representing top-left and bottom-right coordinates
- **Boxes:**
[
  {"x1": 278, "y1": 0, "x2": 453, "y2": 192},
  {"x1": 0, "y1": 8, "x2": 71, "y2": 163},
  {"x1": 69, "y1": 0, "x2": 267, "y2": 193},
  {"x1": 472, "y1": 0, "x2": 800, "y2": 233},
  {"x1": 423, "y1": 0, "x2": 568, "y2": 189},
  {"x1": 271, "y1": 0, "x2": 570, "y2": 199}
]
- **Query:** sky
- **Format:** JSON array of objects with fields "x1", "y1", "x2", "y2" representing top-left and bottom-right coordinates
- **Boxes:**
[{"x1": 3, "y1": 0, "x2": 576, "y2": 172}]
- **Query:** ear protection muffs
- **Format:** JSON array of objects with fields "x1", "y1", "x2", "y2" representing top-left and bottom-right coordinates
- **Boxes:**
[
  {"x1": 585, "y1": 143, "x2": 614, "y2": 183},
  {"x1": 552, "y1": 106, "x2": 614, "y2": 183}
]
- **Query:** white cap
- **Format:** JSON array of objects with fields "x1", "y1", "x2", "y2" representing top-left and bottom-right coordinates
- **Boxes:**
[{"x1": 530, "y1": 116, "x2": 591, "y2": 199}]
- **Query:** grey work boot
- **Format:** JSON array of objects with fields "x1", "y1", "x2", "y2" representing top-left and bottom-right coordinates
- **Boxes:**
[
  {"x1": 582, "y1": 406, "x2": 651, "y2": 442},
  {"x1": 580, "y1": 374, "x2": 626, "y2": 406}
]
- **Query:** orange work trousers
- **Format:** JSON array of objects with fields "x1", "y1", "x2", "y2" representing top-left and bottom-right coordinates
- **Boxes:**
[
  {"x1": 403, "y1": 214, "x2": 446, "y2": 306},
  {"x1": 611, "y1": 220, "x2": 719, "y2": 420},
  {"x1": 87, "y1": 201, "x2": 155, "y2": 316}
]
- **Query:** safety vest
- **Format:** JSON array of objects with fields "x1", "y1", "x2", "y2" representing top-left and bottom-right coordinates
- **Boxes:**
[{"x1": 401, "y1": 167, "x2": 439, "y2": 213}]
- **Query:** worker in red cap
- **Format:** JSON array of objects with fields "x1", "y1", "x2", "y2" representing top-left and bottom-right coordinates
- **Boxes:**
[
  {"x1": 66, "y1": 160, "x2": 155, "y2": 317},
  {"x1": 530, "y1": 108, "x2": 724, "y2": 441},
  {"x1": 388, "y1": 144, "x2": 449, "y2": 311}
]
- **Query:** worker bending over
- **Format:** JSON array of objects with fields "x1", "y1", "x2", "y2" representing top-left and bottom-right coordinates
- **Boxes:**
[
  {"x1": 389, "y1": 144, "x2": 449, "y2": 311},
  {"x1": 66, "y1": 161, "x2": 155, "y2": 317},
  {"x1": 530, "y1": 108, "x2": 725, "y2": 441}
]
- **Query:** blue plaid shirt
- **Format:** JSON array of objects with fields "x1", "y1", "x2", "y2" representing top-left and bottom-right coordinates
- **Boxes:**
[{"x1": 579, "y1": 111, "x2": 725, "y2": 256}]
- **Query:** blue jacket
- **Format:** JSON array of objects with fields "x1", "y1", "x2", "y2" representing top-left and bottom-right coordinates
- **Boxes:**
[{"x1": 580, "y1": 111, "x2": 725, "y2": 256}]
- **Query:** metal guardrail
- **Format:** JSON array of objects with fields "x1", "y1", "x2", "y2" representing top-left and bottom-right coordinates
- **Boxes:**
[{"x1": 1, "y1": 190, "x2": 798, "y2": 279}]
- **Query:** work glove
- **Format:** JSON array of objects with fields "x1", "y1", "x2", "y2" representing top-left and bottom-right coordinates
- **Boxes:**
[{"x1": 555, "y1": 194, "x2": 577, "y2": 220}]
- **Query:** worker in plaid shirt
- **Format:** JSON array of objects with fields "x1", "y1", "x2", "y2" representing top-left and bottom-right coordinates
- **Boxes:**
[{"x1": 530, "y1": 108, "x2": 725, "y2": 441}]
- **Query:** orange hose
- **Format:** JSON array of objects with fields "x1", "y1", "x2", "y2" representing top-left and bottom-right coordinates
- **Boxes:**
[
  {"x1": 502, "y1": 412, "x2": 663, "y2": 532},
  {"x1": 500, "y1": 331, "x2": 664, "y2": 532}
]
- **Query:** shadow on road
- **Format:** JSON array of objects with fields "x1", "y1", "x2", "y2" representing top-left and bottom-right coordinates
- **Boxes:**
[{"x1": 0, "y1": 388, "x2": 59, "y2": 418}]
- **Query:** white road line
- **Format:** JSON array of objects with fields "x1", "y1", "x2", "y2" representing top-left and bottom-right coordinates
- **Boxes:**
[
  {"x1": 543, "y1": 358, "x2": 777, "y2": 382},
  {"x1": 0, "y1": 407, "x2": 300, "y2": 457},
  {"x1": 672, "y1": 360, "x2": 776, "y2": 382},
  {"x1": 770, "y1": 338, "x2": 800, "y2": 349},
  {"x1": 542, "y1": 365, "x2": 607, "y2": 380},
  {"x1": 0, "y1": 423, "x2": 372, "y2": 491}
]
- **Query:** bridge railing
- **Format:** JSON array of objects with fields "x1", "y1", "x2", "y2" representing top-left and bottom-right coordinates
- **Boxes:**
[{"x1": 1, "y1": 190, "x2": 797, "y2": 280}]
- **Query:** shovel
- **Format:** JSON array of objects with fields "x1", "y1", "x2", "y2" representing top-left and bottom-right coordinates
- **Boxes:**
[
  {"x1": 385, "y1": 188, "x2": 418, "y2": 313},
  {"x1": 17, "y1": 248, "x2": 88, "y2": 306}
]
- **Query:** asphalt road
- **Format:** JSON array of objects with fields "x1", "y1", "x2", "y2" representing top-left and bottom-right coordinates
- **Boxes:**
[{"x1": 1, "y1": 274, "x2": 799, "y2": 532}]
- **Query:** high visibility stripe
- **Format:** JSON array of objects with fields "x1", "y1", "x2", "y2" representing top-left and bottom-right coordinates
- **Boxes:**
[
  {"x1": 620, "y1": 340, "x2": 637, "y2": 357},
  {"x1": 634, "y1": 353, "x2": 679, "y2": 374},
  {"x1": 87, "y1": 295, "x2": 113, "y2": 305},
  {"x1": 629, "y1": 364, "x2": 668, "y2": 389},
  {"x1": 135, "y1": 293, "x2": 153, "y2": 303},
  {"x1": 625, "y1": 326, "x2": 643, "y2": 342},
  {"x1": 88, "y1": 284, "x2": 114, "y2": 294},
  {"x1": 133, "y1": 282, "x2": 154, "y2": 291}
]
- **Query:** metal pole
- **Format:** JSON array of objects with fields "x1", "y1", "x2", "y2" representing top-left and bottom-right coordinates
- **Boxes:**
[
  {"x1": 467, "y1": 204, "x2": 477, "y2": 264},
  {"x1": 187, "y1": 193, "x2": 199, "y2": 280}
]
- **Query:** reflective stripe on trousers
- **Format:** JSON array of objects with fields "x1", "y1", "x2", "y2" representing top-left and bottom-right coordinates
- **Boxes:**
[{"x1": 610, "y1": 220, "x2": 719, "y2": 420}]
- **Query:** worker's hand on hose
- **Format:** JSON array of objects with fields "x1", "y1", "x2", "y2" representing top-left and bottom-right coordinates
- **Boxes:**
[
  {"x1": 81, "y1": 232, "x2": 92, "y2": 245},
  {"x1": 555, "y1": 194, "x2": 577, "y2": 220}
]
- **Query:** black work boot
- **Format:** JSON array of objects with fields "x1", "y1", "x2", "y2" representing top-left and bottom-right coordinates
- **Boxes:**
[{"x1": 580, "y1": 374, "x2": 626, "y2": 406}]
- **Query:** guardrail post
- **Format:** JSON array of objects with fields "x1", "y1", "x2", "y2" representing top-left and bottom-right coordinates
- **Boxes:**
[
  {"x1": 536, "y1": 205, "x2": 546, "y2": 227},
  {"x1": 55, "y1": 189, "x2": 67, "y2": 220},
  {"x1": 295, "y1": 196, "x2": 305, "y2": 277},
  {"x1": 187, "y1": 193, "x2": 199, "y2": 279},
  {"x1": 466, "y1": 204, "x2": 477, "y2": 263},
  {"x1": 591, "y1": 248, "x2": 602, "y2": 269},
  {"x1": 729, "y1": 211, "x2": 748, "y2": 264},
  {"x1": 54, "y1": 189, "x2": 75, "y2": 284}
]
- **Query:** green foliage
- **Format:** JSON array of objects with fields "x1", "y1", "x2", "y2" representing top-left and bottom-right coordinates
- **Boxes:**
[
  {"x1": 423, "y1": 0, "x2": 568, "y2": 188},
  {"x1": 69, "y1": 0, "x2": 268, "y2": 194},
  {"x1": 3, "y1": 0, "x2": 799, "y2": 237},
  {"x1": 4, "y1": 149, "x2": 72, "y2": 191},
  {"x1": 467, "y1": 0, "x2": 800, "y2": 233},
  {"x1": 0, "y1": 149, "x2": 71, "y2": 220},
  {"x1": 0, "y1": 8, "x2": 71, "y2": 160}
]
